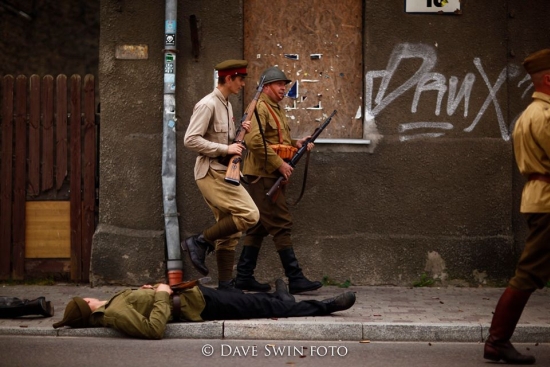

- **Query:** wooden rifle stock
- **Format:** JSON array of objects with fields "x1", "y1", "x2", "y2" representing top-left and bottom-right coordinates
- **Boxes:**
[
  {"x1": 223, "y1": 76, "x2": 266, "y2": 185},
  {"x1": 266, "y1": 110, "x2": 337, "y2": 197},
  {"x1": 170, "y1": 276, "x2": 211, "y2": 291}
]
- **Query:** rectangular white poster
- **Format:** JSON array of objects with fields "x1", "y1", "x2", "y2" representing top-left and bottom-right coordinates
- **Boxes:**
[{"x1": 405, "y1": 0, "x2": 461, "y2": 14}]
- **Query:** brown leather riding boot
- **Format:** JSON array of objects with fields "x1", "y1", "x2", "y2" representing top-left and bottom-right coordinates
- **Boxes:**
[{"x1": 483, "y1": 287, "x2": 535, "y2": 365}]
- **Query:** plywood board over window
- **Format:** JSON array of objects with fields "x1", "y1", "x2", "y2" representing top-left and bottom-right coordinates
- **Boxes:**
[
  {"x1": 244, "y1": 0, "x2": 363, "y2": 139},
  {"x1": 25, "y1": 201, "x2": 70, "y2": 258}
]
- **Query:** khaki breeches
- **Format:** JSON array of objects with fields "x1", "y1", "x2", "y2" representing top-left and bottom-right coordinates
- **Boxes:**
[{"x1": 196, "y1": 169, "x2": 259, "y2": 251}]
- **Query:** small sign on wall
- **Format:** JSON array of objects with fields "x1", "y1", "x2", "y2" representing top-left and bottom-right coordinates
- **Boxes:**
[
  {"x1": 405, "y1": 0, "x2": 461, "y2": 14},
  {"x1": 115, "y1": 44, "x2": 149, "y2": 60}
]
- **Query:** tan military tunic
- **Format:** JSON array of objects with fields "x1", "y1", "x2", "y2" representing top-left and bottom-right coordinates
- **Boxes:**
[
  {"x1": 184, "y1": 88, "x2": 235, "y2": 180},
  {"x1": 184, "y1": 87, "x2": 259, "y2": 239},
  {"x1": 509, "y1": 91, "x2": 550, "y2": 291},
  {"x1": 513, "y1": 91, "x2": 550, "y2": 213}
]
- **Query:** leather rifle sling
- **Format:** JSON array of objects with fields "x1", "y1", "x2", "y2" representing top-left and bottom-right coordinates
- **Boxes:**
[{"x1": 171, "y1": 294, "x2": 181, "y2": 320}]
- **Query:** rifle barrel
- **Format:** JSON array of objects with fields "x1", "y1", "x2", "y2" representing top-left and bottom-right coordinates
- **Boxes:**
[{"x1": 266, "y1": 110, "x2": 336, "y2": 197}]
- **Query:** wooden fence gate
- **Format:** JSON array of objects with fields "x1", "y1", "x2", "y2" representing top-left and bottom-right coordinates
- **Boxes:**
[{"x1": 0, "y1": 74, "x2": 97, "y2": 282}]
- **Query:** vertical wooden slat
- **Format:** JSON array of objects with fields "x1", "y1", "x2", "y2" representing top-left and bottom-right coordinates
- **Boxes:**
[
  {"x1": 12, "y1": 75, "x2": 27, "y2": 279},
  {"x1": 56, "y1": 75, "x2": 68, "y2": 190},
  {"x1": 0, "y1": 75, "x2": 14, "y2": 279},
  {"x1": 28, "y1": 75, "x2": 40, "y2": 196},
  {"x1": 81, "y1": 75, "x2": 96, "y2": 282},
  {"x1": 69, "y1": 75, "x2": 82, "y2": 281},
  {"x1": 41, "y1": 75, "x2": 54, "y2": 192}
]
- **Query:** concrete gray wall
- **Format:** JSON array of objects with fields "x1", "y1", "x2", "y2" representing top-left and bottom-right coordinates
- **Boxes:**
[
  {"x1": 92, "y1": 0, "x2": 550, "y2": 287},
  {"x1": 0, "y1": 1, "x2": 99, "y2": 77}
]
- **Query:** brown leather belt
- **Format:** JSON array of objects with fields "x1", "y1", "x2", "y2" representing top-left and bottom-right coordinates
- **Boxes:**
[
  {"x1": 528, "y1": 173, "x2": 550, "y2": 184},
  {"x1": 171, "y1": 294, "x2": 181, "y2": 320}
]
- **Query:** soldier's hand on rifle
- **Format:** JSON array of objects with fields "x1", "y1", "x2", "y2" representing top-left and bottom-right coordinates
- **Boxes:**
[
  {"x1": 227, "y1": 142, "x2": 246, "y2": 156},
  {"x1": 297, "y1": 136, "x2": 314, "y2": 151},
  {"x1": 241, "y1": 120, "x2": 252, "y2": 132},
  {"x1": 278, "y1": 161, "x2": 294, "y2": 181}
]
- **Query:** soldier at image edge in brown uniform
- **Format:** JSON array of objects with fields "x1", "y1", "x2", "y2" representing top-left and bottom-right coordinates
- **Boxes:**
[{"x1": 483, "y1": 48, "x2": 550, "y2": 365}]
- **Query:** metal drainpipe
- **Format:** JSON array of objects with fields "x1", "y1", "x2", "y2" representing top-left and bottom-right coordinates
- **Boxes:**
[{"x1": 163, "y1": 0, "x2": 183, "y2": 285}]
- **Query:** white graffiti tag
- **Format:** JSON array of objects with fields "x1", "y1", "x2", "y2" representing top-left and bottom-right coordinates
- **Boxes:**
[{"x1": 365, "y1": 43, "x2": 527, "y2": 142}]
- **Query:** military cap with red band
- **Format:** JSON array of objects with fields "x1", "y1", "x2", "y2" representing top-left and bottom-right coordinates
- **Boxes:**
[
  {"x1": 523, "y1": 49, "x2": 550, "y2": 74},
  {"x1": 216, "y1": 59, "x2": 248, "y2": 77}
]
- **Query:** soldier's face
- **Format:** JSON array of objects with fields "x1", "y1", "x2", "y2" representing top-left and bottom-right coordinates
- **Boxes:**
[
  {"x1": 83, "y1": 297, "x2": 104, "y2": 312},
  {"x1": 228, "y1": 75, "x2": 246, "y2": 95},
  {"x1": 264, "y1": 81, "x2": 287, "y2": 102}
]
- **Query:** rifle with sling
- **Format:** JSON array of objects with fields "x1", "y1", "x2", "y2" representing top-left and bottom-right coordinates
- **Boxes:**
[
  {"x1": 222, "y1": 75, "x2": 266, "y2": 185},
  {"x1": 266, "y1": 110, "x2": 337, "y2": 198}
]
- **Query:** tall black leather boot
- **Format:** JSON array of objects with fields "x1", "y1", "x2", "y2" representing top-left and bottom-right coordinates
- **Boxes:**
[
  {"x1": 278, "y1": 247, "x2": 322, "y2": 295},
  {"x1": 235, "y1": 246, "x2": 271, "y2": 292},
  {"x1": 484, "y1": 287, "x2": 535, "y2": 365},
  {"x1": 0, "y1": 296, "x2": 54, "y2": 318}
]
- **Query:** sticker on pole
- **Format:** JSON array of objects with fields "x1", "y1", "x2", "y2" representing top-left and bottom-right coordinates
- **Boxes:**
[{"x1": 165, "y1": 34, "x2": 176, "y2": 46}]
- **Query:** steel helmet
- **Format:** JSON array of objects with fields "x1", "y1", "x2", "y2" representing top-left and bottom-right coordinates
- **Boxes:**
[{"x1": 261, "y1": 66, "x2": 291, "y2": 85}]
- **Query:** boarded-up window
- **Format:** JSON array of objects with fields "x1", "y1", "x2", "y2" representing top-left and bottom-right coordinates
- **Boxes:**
[
  {"x1": 25, "y1": 201, "x2": 71, "y2": 258},
  {"x1": 244, "y1": 0, "x2": 363, "y2": 139}
]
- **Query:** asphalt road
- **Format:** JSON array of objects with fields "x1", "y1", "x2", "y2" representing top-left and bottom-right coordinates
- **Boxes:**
[{"x1": 1, "y1": 336, "x2": 548, "y2": 367}]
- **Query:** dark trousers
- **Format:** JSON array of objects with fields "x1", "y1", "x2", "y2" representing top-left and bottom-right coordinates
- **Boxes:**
[
  {"x1": 509, "y1": 213, "x2": 550, "y2": 291},
  {"x1": 198, "y1": 286, "x2": 328, "y2": 320},
  {"x1": 244, "y1": 176, "x2": 293, "y2": 251}
]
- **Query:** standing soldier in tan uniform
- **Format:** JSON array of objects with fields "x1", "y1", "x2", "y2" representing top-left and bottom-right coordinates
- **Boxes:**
[
  {"x1": 235, "y1": 66, "x2": 322, "y2": 295},
  {"x1": 483, "y1": 49, "x2": 550, "y2": 365},
  {"x1": 183, "y1": 60, "x2": 259, "y2": 293}
]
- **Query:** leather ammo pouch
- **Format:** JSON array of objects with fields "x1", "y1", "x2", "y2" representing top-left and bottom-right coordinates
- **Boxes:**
[
  {"x1": 263, "y1": 103, "x2": 297, "y2": 161},
  {"x1": 269, "y1": 144, "x2": 297, "y2": 161}
]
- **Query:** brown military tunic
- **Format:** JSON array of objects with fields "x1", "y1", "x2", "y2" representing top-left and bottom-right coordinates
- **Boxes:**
[
  {"x1": 243, "y1": 93, "x2": 297, "y2": 177},
  {"x1": 242, "y1": 93, "x2": 297, "y2": 249}
]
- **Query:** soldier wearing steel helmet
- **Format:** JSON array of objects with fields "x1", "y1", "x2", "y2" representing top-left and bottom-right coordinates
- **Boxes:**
[{"x1": 235, "y1": 66, "x2": 323, "y2": 295}]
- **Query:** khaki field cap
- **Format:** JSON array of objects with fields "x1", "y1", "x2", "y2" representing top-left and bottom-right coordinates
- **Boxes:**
[
  {"x1": 52, "y1": 297, "x2": 91, "y2": 329},
  {"x1": 523, "y1": 49, "x2": 550, "y2": 74},
  {"x1": 216, "y1": 59, "x2": 248, "y2": 77}
]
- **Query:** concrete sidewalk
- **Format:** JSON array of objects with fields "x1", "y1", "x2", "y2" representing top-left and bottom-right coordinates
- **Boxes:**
[{"x1": 1, "y1": 283, "x2": 549, "y2": 342}]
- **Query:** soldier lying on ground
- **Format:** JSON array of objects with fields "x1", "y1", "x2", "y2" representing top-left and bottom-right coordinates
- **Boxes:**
[
  {"x1": 52, "y1": 279, "x2": 356, "y2": 339},
  {"x1": 0, "y1": 296, "x2": 54, "y2": 318}
]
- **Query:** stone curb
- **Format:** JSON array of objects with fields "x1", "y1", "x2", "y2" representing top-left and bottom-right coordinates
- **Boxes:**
[{"x1": 2, "y1": 322, "x2": 549, "y2": 343}]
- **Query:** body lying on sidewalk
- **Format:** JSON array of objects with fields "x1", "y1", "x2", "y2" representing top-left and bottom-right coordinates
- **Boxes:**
[{"x1": 52, "y1": 279, "x2": 356, "y2": 340}]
